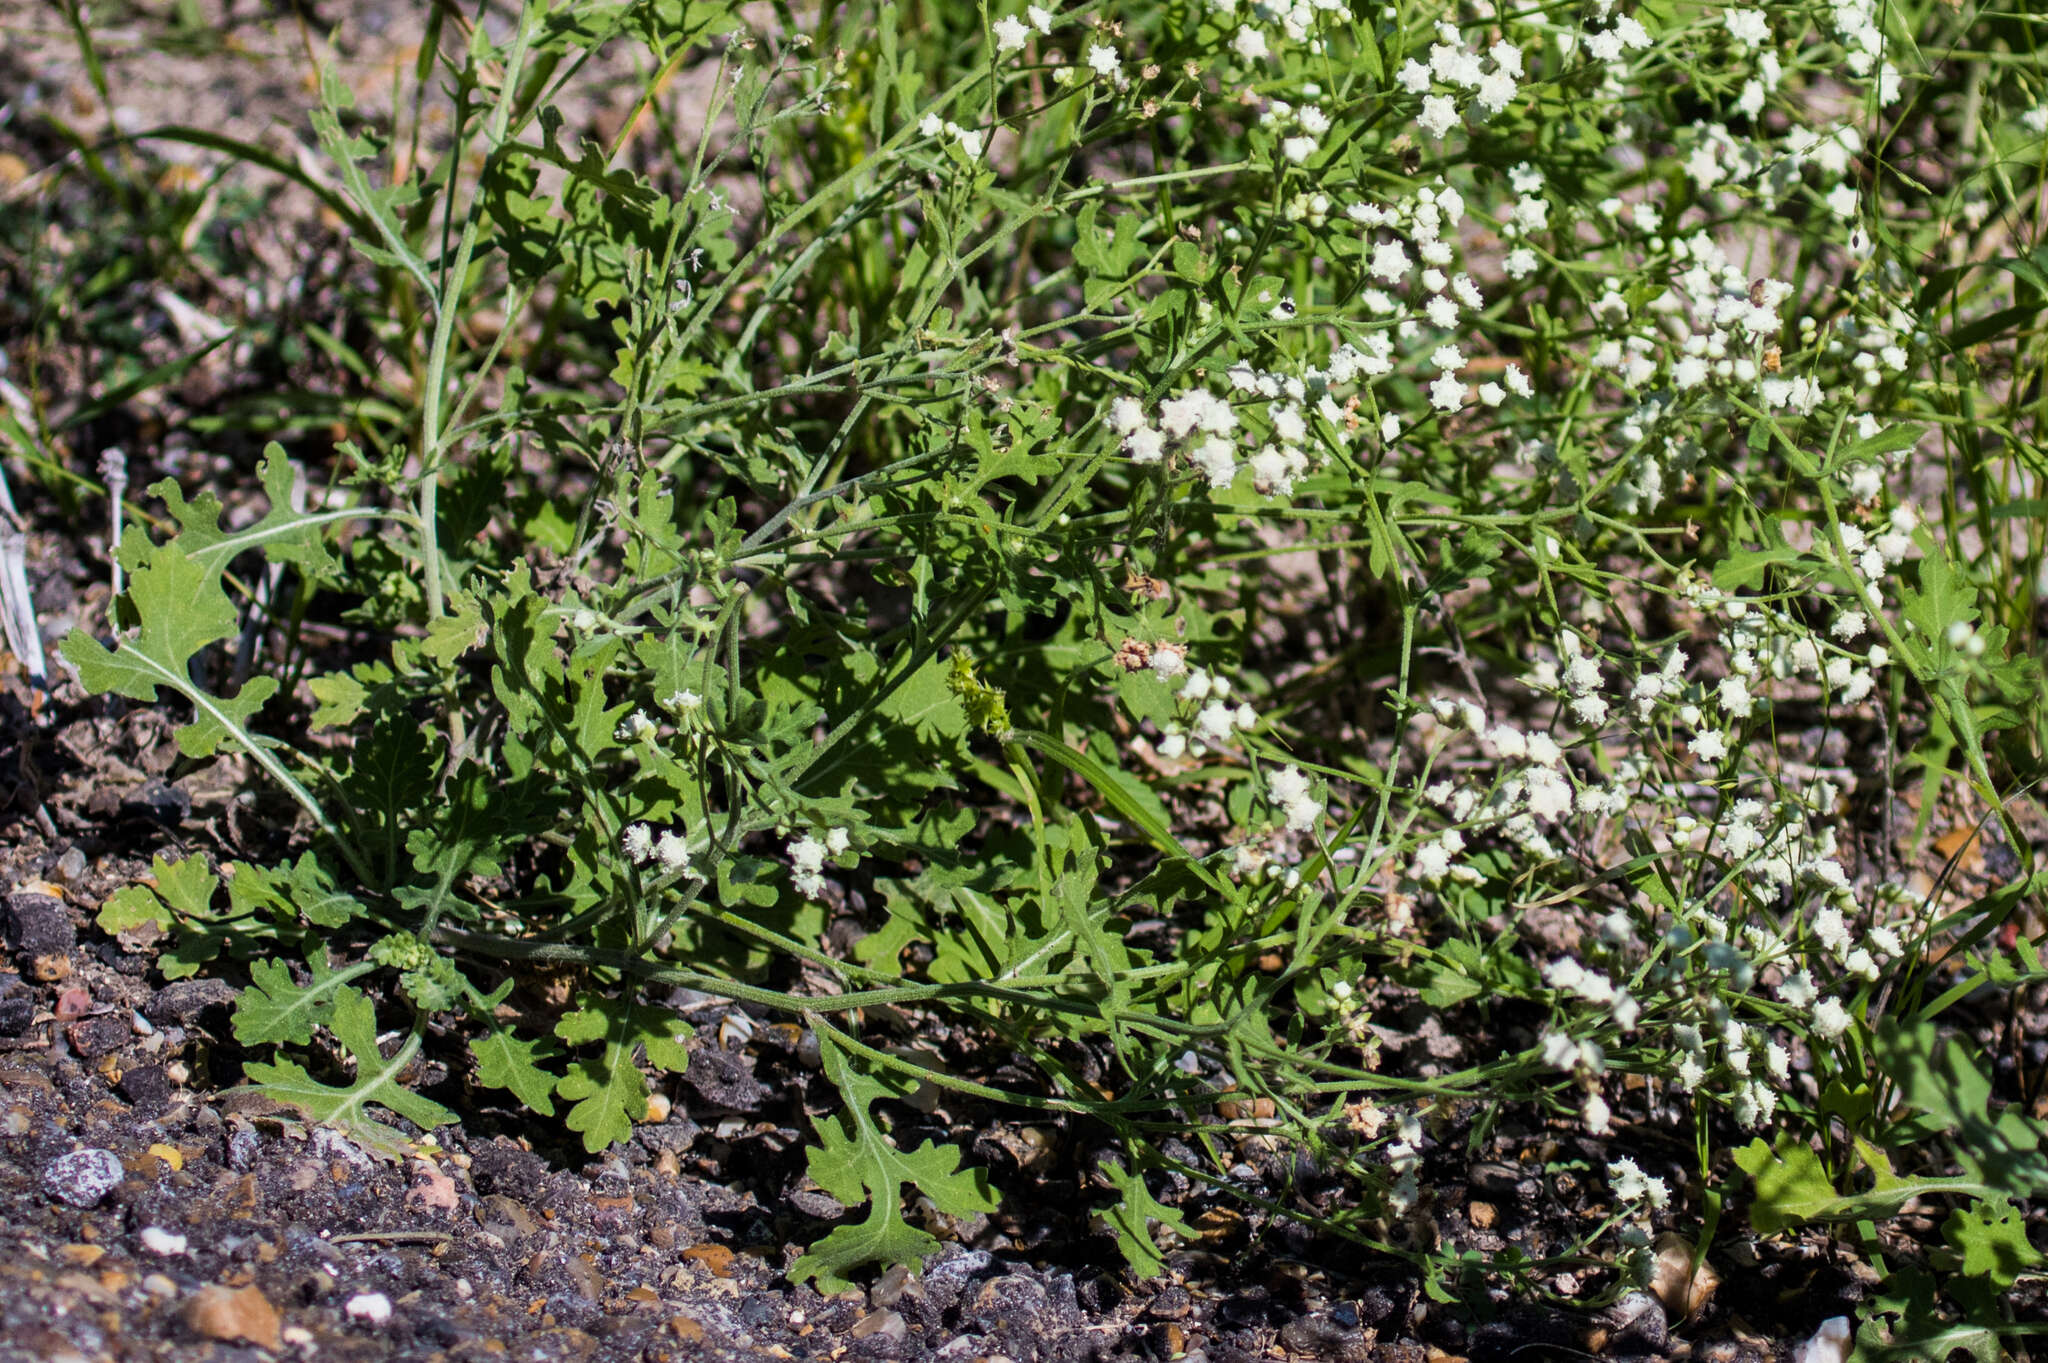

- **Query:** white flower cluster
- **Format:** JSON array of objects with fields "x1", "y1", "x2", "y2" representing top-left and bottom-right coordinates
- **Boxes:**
[
  {"x1": 918, "y1": 111, "x2": 985, "y2": 160},
  {"x1": 1395, "y1": 21, "x2": 1524, "y2": 136},
  {"x1": 1155, "y1": 667, "x2": 1259, "y2": 758},
  {"x1": 1109, "y1": 387, "x2": 1239, "y2": 487},
  {"x1": 1828, "y1": 0, "x2": 1900, "y2": 100},
  {"x1": 1390, "y1": 539, "x2": 1919, "y2": 1129},
  {"x1": 1266, "y1": 764, "x2": 1322, "y2": 833},
  {"x1": 1218, "y1": 0, "x2": 1350, "y2": 64},
  {"x1": 1261, "y1": 97, "x2": 1331, "y2": 165},
  {"x1": 1581, "y1": 14, "x2": 1653, "y2": 66},
  {"x1": 622, "y1": 822, "x2": 692, "y2": 874},
  {"x1": 788, "y1": 826, "x2": 853, "y2": 899},
  {"x1": 992, "y1": 4, "x2": 1054, "y2": 56},
  {"x1": 1340, "y1": 184, "x2": 1531, "y2": 416},
  {"x1": 1548, "y1": 956, "x2": 1641, "y2": 1030},
  {"x1": 1607, "y1": 1156, "x2": 1670, "y2": 1210}
]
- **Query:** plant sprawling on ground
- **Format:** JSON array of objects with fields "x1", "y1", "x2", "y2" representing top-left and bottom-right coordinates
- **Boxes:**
[{"x1": 19, "y1": 0, "x2": 2048, "y2": 1351}]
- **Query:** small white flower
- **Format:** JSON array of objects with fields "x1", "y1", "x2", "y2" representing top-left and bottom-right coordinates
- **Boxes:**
[
  {"x1": 1608, "y1": 1157, "x2": 1670, "y2": 1209},
  {"x1": 790, "y1": 833, "x2": 830, "y2": 897},
  {"x1": 1689, "y1": 730, "x2": 1729, "y2": 762},
  {"x1": 1108, "y1": 396, "x2": 1147, "y2": 435},
  {"x1": 1027, "y1": 3, "x2": 1054, "y2": 33},
  {"x1": 1125, "y1": 427, "x2": 1166, "y2": 463},
  {"x1": 622, "y1": 824, "x2": 654, "y2": 863},
  {"x1": 994, "y1": 14, "x2": 1031, "y2": 53},
  {"x1": 1369, "y1": 239, "x2": 1411, "y2": 284},
  {"x1": 1417, "y1": 94, "x2": 1460, "y2": 139},
  {"x1": 1193, "y1": 700, "x2": 1238, "y2": 746},
  {"x1": 1428, "y1": 371, "x2": 1466, "y2": 412},
  {"x1": 655, "y1": 830, "x2": 691, "y2": 873},
  {"x1": 1231, "y1": 26, "x2": 1270, "y2": 61},
  {"x1": 1812, "y1": 996, "x2": 1852, "y2": 1040},
  {"x1": 1189, "y1": 434, "x2": 1238, "y2": 488},
  {"x1": 1724, "y1": 8, "x2": 1770, "y2": 48}
]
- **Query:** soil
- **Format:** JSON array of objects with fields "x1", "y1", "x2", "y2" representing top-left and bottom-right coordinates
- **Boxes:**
[{"x1": 1, "y1": 3, "x2": 2045, "y2": 1362}]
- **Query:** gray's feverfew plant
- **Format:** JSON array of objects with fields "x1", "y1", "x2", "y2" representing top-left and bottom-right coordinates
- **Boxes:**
[{"x1": 55, "y1": 0, "x2": 2048, "y2": 1347}]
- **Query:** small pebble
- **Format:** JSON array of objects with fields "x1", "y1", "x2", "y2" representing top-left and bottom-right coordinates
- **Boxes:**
[
  {"x1": 51, "y1": 847, "x2": 88, "y2": 884},
  {"x1": 1795, "y1": 1316, "x2": 1853, "y2": 1363},
  {"x1": 183, "y1": 1284, "x2": 283, "y2": 1351},
  {"x1": 42, "y1": 1148, "x2": 124, "y2": 1208},
  {"x1": 139, "y1": 1226, "x2": 188, "y2": 1256},
  {"x1": 848, "y1": 1308, "x2": 906, "y2": 1341},
  {"x1": 346, "y1": 1292, "x2": 394, "y2": 1324}
]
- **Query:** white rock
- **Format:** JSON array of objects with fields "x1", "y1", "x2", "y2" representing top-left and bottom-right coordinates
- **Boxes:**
[
  {"x1": 1794, "y1": 1316, "x2": 1852, "y2": 1363},
  {"x1": 139, "y1": 1227, "x2": 188, "y2": 1256}
]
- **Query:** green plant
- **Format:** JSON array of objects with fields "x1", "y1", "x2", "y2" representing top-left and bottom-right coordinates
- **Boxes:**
[{"x1": 38, "y1": 0, "x2": 2048, "y2": 1341}]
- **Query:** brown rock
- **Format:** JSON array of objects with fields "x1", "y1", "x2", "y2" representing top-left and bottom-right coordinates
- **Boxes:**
[
  {"x1": 563, "y1": 1254, "x2": 603, "y2": 1302},
  {"x1": 182, "y1": 1284, "x2": 283, "y2": 1351},
  {"x1": 681, "y1": 1243, "x2": 735, "y2": 1278},
  {"x1": 408, "y1": 1159, "x2": 459, "y2": 1213},
  {"x1": 1467, "y1": 1200, "x2": 1496, "y2": 1229},
  {"x1": 1650, "y1": 1231, "x2": 1721, "y2": 1320},
  {"x1": 849, "y1": 1308, "x2": 906, "y2": 1341},
  {"x1": 480, "y1": 1193, "x2": 537, "y2": 1242}
]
